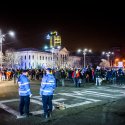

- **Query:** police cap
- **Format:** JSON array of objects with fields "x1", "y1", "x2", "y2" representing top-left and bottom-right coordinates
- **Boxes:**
[{"x1": 46, "y1": 68, "x2": 52, "y2": 72}]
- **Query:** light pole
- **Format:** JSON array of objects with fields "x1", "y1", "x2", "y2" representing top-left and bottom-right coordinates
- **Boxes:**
[
  {"x1": 51, "y1": 47, "x2": 54, "y2": 69},
  {"x1": 44, "y1": 45, "x2": 54, "y2": 68},
  {"x1": 102, "y1": 51, "x2": 114, "y2": 67},
  {"x1": 56, "y1": 46, "x2": 61, "y2": 68},
  {"x1": 44, "y1": 45, "x2": 61, "y2": 69},
  {"x1": 51, "y1": 46, "x2": 61, "y2": 69},
  {"x1": 0, "y1": 29, "x2": 15, "y2": 69},
  {"x1": 77, "y1": 48, "x2": 92, "y2": 68},
  {"x1": 0, "y1": 30, "x2": 2, "y2": 69}
]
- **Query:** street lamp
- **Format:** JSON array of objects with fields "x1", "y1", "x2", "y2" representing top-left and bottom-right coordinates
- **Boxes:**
[
  {"x1": 8, "y1": 31, "x2": 15, "y2": 37},
  {"x1": 102, "y1": 51, "x2": 114, "y2": 67},
  {"x1": 44, "y1": 45, "x2": 61, "y2": 69},
  {"x1": 0, "y1": 29, "x2": 15, "y2": 69},
  {"x1": 77, "y1": 48, "x2": 92, "y2": 68},
  {"x1": 44, "y1": 45, "x2": 48, "y2": 50}
]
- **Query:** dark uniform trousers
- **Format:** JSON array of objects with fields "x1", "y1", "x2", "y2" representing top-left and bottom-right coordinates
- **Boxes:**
[
  {"x1": 42, "y1": 95, "x2": 53, "y2": 116},
  {"x1": 19, "y1": 96, "x2": 30, "y2": 115}
]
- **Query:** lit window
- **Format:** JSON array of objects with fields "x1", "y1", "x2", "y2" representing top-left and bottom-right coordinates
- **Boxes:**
[
  {"x1": 25, "y1": 63, "x2": 26, "y2": 69},
  {"x1": 29, "y1": 63, "x2": 30, "y2": 68}
]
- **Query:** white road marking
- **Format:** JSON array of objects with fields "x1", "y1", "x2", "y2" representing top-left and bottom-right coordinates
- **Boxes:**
[
  {"x1": 30, "y1": 99, "x2": 42, "y2": 105},
  {"x1": 31, "y1": 110, "x2": 43, "y2": 115},
  {"x1": 94, "y1": 87, "x2": 125, "y2": 92},
  {"x1": 17, "y1": 110, "x2": 44, "y2": 119},
  {"x1": 66, "y1": 101, "x2": 92, "y2": 108},
  {"x1": 58, "y1": 93, "x2": 101, "y2": 102},
  {"x1": 32, "y1": 96, "x2": 41, "y2": 99},
  {"x1": 0, "y1": 103, "x2": 20, "y2": 118},
  {"x1": 87, "y1": 88, "x2": 125, "y2": 94},
  {"x1": 53, "y1": 98, "x2": 66, "y2": 102},
  {"x1": 0, "y1": 99, "x2": 19, "y2": 103},
  {"x1": 53, "y1": 99, "x2": 67, "y2": 105},
  {"x1": 80, "y1": 91, "x2": 121, "y2": 98}
]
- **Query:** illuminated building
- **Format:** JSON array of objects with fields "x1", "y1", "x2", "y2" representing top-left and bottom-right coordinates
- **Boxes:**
[{"x1": 7, "y1": 47, "x2": 81, "y2": 69}]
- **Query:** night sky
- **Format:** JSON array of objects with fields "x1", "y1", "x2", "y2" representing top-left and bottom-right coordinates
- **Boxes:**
[{"x1": 0, "y1": 3, "x2": 125, "y2": 52}]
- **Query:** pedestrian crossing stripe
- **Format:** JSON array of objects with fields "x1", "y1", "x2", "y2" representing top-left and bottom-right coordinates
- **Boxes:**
[
  {"x1": 65, "y1": 101, "x2": 92, "y2": 108},
  {"x1": 58, "y1": 93, "x2": 101, "y2": 102},
  {"x1": 88, "y1": 88, "x2": 125, "y2": 94},
  {"x1": 81, "y1": 91, "x2": 123, "y2": 98}
]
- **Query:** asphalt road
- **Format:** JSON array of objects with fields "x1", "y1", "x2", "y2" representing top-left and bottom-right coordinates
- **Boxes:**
[{"x1": 0, "y1": 80, "x2": 125, "y2": 125}]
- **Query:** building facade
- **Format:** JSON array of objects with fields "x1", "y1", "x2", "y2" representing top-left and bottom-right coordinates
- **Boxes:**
[{"x1": 8, "y1": 47, "x2": 82, "y2": 69}]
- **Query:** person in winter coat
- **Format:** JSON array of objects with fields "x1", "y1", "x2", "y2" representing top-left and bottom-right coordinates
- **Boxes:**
[
  {"x1": 40, "y1": 68, "x2": 56, "y2": 119},
  {"x1": 54, "y1": 69, "x2": 61, "y2": 87},
  {"x1": 95, "y1": 69, "x2": 102, "y2": 86},
  {"x1": 60, "y1": 69, "x2": 66, "y2": 87},
  {"x1": 18, "y1": 70, "x2": 32, "y2": 117}
]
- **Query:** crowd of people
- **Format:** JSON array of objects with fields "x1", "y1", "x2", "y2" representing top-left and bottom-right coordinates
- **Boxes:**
[{"x1": 0, "y1": 67, "x2": 125, "y2": 87}]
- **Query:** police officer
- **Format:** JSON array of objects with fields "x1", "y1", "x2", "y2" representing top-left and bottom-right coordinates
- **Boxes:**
[
  {"x1": 40, "y1": 68, "x2": 56, "y2": 119},
  {"x1": 18, "y1": 70, "x2": 32, "y2": 117}
]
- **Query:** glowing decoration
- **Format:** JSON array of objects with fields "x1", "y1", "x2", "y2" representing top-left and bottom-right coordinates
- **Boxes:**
[{"x1": 47, "y1": 31, "x2": 61, "y2": 48}]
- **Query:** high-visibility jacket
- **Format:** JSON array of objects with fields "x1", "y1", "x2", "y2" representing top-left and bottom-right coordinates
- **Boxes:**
[
  {"x1": 18, "y1": 74, "x2": 32, "y2": 96},
  {"x1": 40, "y1": 73, "x2": 56, "y2": 96}
]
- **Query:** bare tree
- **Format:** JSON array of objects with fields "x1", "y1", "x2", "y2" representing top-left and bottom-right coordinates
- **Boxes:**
[
  {"x1": 4, "y1": 48, "x2": 15, "y2": 68},
  {"x1": 14, "y1": 55, "x2": 22, "y2": 69},
  {"x1": 0, "y1": 52, "x2": 4, "y2": 68},
  {"x1": 99, "y1": 59, "x2": 110, "y2": 68}
]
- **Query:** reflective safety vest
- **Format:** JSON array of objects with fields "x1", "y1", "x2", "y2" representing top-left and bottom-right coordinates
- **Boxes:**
[
  {"x1": 18, "y1": 74, "x2": 32, "y2": 96},
  {"x1": 40, "y1": 73, "x2": 56, "y2": 95}
]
